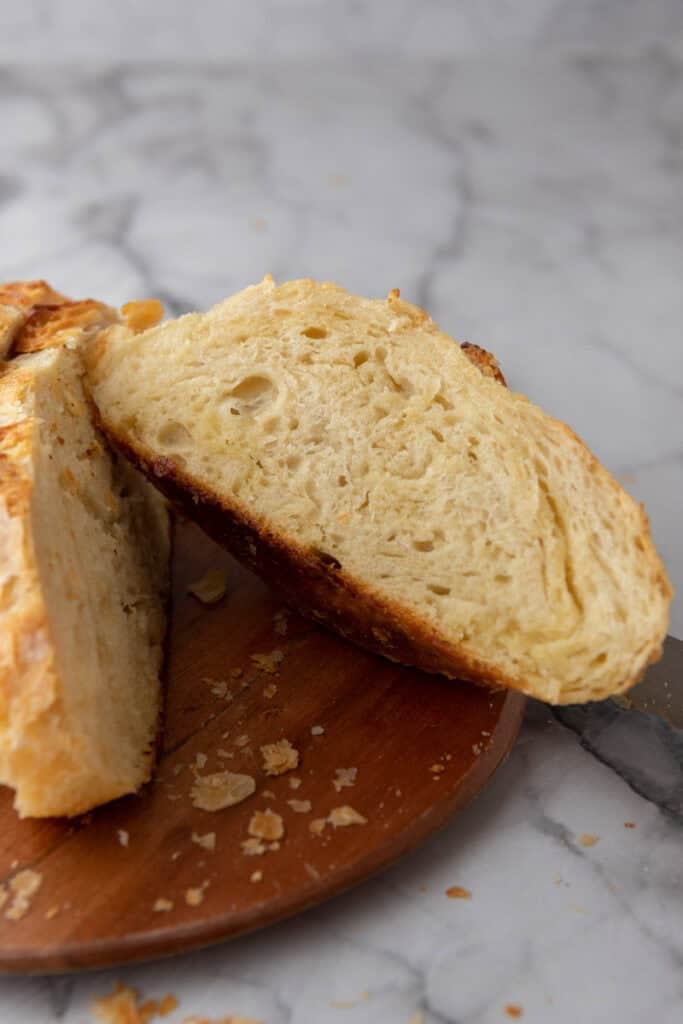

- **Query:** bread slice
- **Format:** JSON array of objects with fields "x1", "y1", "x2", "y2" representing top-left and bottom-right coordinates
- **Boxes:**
[
  {"x1": 0, "y1": 280, "x2": 68, "y2": 359},
  {"x1": 86, "y1": 277, "x2": 672, "y2": 705},
  {"x1": 0, "y1": 288, "x2": 170, "y2": 817}
]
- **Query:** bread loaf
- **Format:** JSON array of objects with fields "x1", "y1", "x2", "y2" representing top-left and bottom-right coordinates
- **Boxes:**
[
  {"x1": 86, "y1": 277, "x2": 672, "y2": 704},
  {"x1": 0, "y1": 285, "x2": 169, "y2": 817}
]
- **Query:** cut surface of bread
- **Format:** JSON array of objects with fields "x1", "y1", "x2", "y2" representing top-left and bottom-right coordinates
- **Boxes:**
[
  {"x1": 86, "y1": 277, "x2": 672, "y2": 705},
  {"x1": 0, "y1": 286, "x2": 169, "y2": 817}
]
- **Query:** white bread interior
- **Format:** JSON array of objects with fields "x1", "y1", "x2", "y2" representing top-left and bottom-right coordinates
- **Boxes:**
[{"x1": 86, "y1": 277, "x2": 672, "y2": 704}]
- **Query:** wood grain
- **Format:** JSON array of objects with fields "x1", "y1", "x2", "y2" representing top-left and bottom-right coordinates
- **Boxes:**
[{"x1": 0, "y1": 520, "x2": 525, "y2": 974}]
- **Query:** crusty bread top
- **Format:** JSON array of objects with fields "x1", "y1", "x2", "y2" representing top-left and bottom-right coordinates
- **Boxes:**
[{"x1": 87, "y1": 277, "x2": 673, "y2": 704}]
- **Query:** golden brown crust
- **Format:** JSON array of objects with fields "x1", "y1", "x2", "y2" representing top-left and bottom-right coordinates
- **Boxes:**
[
  {"x1": 460, "y1": 342, "x2": 507, "y2": 386},
  {"x1": 0, "y1": 280, "x2": 68, "y2": 311},
  {"x1": 10, "y1": 300, "x2": 118, "y2": 356}
]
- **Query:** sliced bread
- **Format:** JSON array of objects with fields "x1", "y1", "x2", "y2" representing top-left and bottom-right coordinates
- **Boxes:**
[
  {"x1": 86, "y1": 277, "x2": 672, "y2": 704},
  {"x1": 0, "y1": 286, "x2": 169, "y2": 817}
]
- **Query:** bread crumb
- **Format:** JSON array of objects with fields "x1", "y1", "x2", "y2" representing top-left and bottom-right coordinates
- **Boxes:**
[
  {"x1": 45, "y1": 905, "x2": 60, "y2": 920},
  {"x1": 248, "y1": 809, "x2": 285, "y2": 841},
  {"x1": 203, "y1": 678, "x2": 232, "y2": 700},
  {"x1": 446, "y1": 885, "x2": 471, "y2": 900},
  {"x1": 191, "y1": 771, "x2": 255, "y2": 811},
  {"x1": 230, "y1": 667, "x2": 243, "y2": 678},
  {"x1": 311, "y1": 724, "x2": 324, "y2": 736},
  {"x1": 117, "y1": 829, "x2": 129, "y2": 847},
  {"x1": 250, "y1": 649, "x2": 284, "y2": 674},
  {"x1": 183, "y1": 1016, "x2": 261, "y2": 1024},
  {"x1": 328, "y1": 805, "x2": 367, "y2": 827},
  {"x1": 217, "y1": 749, "x2": 232, "y2": 759},
  {"x1": 578, "y1": 833, "x2": 599, "y2": 847},
  {"x1": 273, "y1": 609, "x2": 289, "y2": 636},
  {"x1": 430, "y1": 763, "x2": 446, "y2": 774},
  {"x1": 92, "y1": 983, "x2": 178, "y2": 1023},
  {"x1": 234, "y1": 734, "x2": 249, "y2": 748},
  {"x1": 471, "y1": 743, "x2": 482, "y2": 755},
  {"x1": 333, "y1": 766, "x2": 357, "y2": 791},
  {"x1": 262, "y1": 683, "x2": 278, "y2": 699},
  {"x1": 288, "y1": 799, "x2": 312, "y2": 813},
  {"x1": 4, "y1": 869, "x2": 42, "y2": 920},
  {"x1": 171, "y1": 850, "x2": 182, "y2": 861},
  {"x1": 241, "y1": 837, "x2": 266, "y2": 856},
  {"x1": 309, "y1": 818, "x2": 327, "y2": 835},
  {"x1": 194, "y1": 752, "x2": 208, "y2": 770},
  {"x1": 121, "y1": 298, "x2": 164, "y2": 333},
  {"x1": 261, "y1": 739, "x2": 299, "y2": 775},
  {"x1": 624, "y1": 821, "x2": 637, "y2": 828},
  {"x1": 505, "y1": 1005, "x2": 524, "y2": 1018},
  {"x1": 185, "y1": 885, "x2": 207, "y2": 907},
  {"x1": 188, "y1": 567, "x2": 227, "y2": 604},
  {"x1": 153, "y1": 898, "x2": 174, "y2": 913},
  {"x1": 408, "y1": 1014, "x2": 425, "y2": 1024},
  {"x1": 191, "y1": 831, "x2": 216, "y2": 852},
  {"x1": 288, "y1": 776, "x2": 302, "y2": 790},
  {"x1": 250, "y1": 870, "x2": 263, "y2": 883}
]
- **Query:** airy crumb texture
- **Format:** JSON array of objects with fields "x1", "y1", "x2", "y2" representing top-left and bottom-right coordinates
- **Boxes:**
[
  {"x1": 4, "y1": 869, "x2": 42, "y2": 920},
  {"x1": 153, "y1": 898, "x2": 174, "y2": 913},
  {"x1": 87, "y1": 277, "x2": 672, "y2": 704},
  {"x1": 260, "y1": 739, "x2": 299, "y2": 776},
  {"x1": 328, "y1": 805, "x2": 367, "y2": 827},
  {"x1": 446, "y1": 885, "x2": 472, "y2": 899},
  {"x1": 333, "y1": 767, "x2": 357, "y2": 792},
  {"x1": 191, "y1": 831, "x2": 216, "y2": 851},
  {"x1": 248, "y1": 809, "x2": 285, "y2": 841},
  {"x1": 287, "y1": 799, "x2": 312, "y2": 813},
  {"x1": 187, "y1": 567, "x2": 227, "y2": 604},
  {"x1": 191, "y1": 771, "x2": 255, "y2": 811}
]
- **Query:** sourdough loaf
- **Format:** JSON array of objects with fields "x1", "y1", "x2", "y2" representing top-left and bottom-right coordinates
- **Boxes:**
[
  {"x1": 0, "y1": 285, "x2": 169, "y2": 817},
  {"x1": 86, "y1": 277, "x2": 672, "y2": 704}
]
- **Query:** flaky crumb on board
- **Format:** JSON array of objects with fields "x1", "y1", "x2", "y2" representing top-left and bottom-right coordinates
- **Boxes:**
[
  {"x1": 328, "y1": 805, "x2": 367, "y2": 827},
  {"x1": 288, "y1": 776, "x2": 302, "y2": 790},
  {"x1": 191, "y1": 832, "x2": 216, "y2": 851},
  {"x1": 248, "y1": 809, "x2": 285, "y2": 841},
  {"x1": 153, "y1": 898, "x2": 174, "y2": 913},
  {"x1": 309, "y1": 818, "x2": 327, "y2": 835},
  {"x1": 262, "y1": 683, "x2": 277, "y2": 699},
  {"x1": 287, "y1": 799, "x2": 312, "y2": 813},
  {"x1": 191, "y1": 771, "x2": 255, "y2": 811},
  {"x1": 333, "y1": 767, "x2": 357, "y2": 792},
  {"x1": 250, "y1": 870, "x2": 263, "y2": 883},
  {"x1": 241, "y1": 837, "x2": 266, "y2": 856},
  {"x1": 261, "y1": 739, "x2": 299, "y2": 775},
  {"x1": 187, "y1": 567, "x2": 228, "y2": 604},
  {"x1": 4, "y1": 869, "x2": 42, "y2": 920},
  {"x1": 273, "y1": 609, "x2": 289, "y2": 636},
  {"x1": 250, "y1": 649, "x2": 284, "y2": 674},
  {"x1": 185, "y1": 883, "x2": 208, "y2": 907},
  {"x1": 310, "y1": 724, "x2": 324, "y2": 736}
]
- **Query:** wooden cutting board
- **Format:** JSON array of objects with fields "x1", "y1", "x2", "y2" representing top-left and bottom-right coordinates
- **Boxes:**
[{"x1": 0, "y1": 520, "x2": 525, "y2": 974}]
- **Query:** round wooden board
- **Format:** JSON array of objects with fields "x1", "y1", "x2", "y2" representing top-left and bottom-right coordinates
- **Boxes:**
[{"x1": 0, "y1": 521, "x2": 525, "y2": 974}]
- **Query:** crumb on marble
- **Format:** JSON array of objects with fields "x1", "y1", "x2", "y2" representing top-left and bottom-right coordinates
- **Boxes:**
[
  {"x1": 505, "y1": 1004, "x2": 524, "y2": 1018},
  {"x1": 578, "y1": 833, "x2": 599, "y2": 847},
  {"x1": 446, "y1": 885, "x2": 471, "y2": 900}
]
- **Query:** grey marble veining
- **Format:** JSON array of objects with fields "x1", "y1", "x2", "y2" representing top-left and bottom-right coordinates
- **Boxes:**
[{"x1": 0, "y1": 42, "x2": 682, "y2": 1024}]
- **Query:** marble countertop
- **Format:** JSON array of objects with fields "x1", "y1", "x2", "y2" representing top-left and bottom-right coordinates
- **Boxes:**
[{"x1": 0, "y1": 5, "x2": 682, "y2": 1021}]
